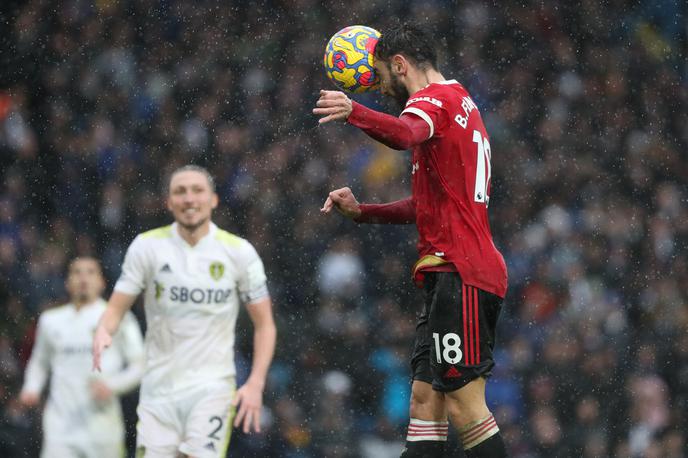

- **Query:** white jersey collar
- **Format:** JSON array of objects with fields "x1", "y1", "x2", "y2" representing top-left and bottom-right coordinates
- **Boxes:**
[
  {"x1": 171, "y1": 221, "x2": 218, "y2": 247},
  {"x1": 70, "y1": 297, "x2": 105, "y2": 313}
]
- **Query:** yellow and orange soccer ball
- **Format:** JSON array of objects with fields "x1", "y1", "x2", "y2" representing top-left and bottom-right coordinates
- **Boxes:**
[{"x1": 324, "y1": 25, "x2": 380, "y2": 93}]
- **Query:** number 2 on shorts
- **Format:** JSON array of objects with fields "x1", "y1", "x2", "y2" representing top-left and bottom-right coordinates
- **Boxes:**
[{"x1": 208, "y1": 415, "x2": 223, "y2": 440}]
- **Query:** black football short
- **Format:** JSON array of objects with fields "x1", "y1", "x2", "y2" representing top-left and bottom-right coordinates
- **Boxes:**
[{"x1": 411, "y1": 271, "x2": 503, "y2": 392}]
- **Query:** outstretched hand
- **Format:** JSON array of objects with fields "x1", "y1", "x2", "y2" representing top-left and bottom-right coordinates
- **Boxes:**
[
  {"x1": 313, "y1": 90, "x2": 353, "y2": 124},
  {"x1": 321, "y1": 187, "x2": 361, "y2": 219},
  {"x1": 232, "y1": 380, "x2": 264, "y2": 434}
]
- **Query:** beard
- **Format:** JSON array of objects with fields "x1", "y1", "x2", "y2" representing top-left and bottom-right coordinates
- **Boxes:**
[
  {"x1": 389, "y1": 73, "x2": 410, "y2": 108},
  {"x1": 75, "y1": 290, "x2": 91, "y2": 304},
  {"x1": 178, "y1": 215, "x2": 209, "y2": 232}
]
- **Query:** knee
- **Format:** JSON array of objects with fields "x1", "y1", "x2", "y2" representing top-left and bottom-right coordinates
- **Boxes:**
[
  {"x1": 409, "y1": 391, "x2": 427, "y2": 418},
  {"x1": 409, "y1": 385, "x2": 444, "y2": 420},
  {"x1": 445, "y1": 393, "x2": 489, "y2": 427}
]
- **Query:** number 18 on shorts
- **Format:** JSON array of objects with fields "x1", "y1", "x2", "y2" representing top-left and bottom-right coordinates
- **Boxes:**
[{"x1": 412, "y1": 272, "x2": 503, "y2": 392}]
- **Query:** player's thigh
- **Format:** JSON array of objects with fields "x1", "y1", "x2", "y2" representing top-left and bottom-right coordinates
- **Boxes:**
[
  {"x1": 410, "y1": 380, "x2": 446, "y2": 420},
  {"x1": 426, "y1": 272, "x2": 503, "y2": 392},
  {"x1": 41, "y1": 442, "x2": 79, "y2": 458},
  {"x1": 179, "y1": 379, "x2": 236, "y2": 458},
  {"x1": 84, "y1": 441, "x2": 125, "y2": 458},
  {"x1": 411, "y1": 278, "x2": 434, "y2": 385},
  {"x1": 135, "y1": 401, "x2": 183, "y2": 458},
  {"x1": 443, "y1": 376, "x2": 491, "y2": 426}
]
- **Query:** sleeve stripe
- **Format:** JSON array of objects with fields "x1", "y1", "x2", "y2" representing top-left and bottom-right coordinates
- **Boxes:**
[{"x1": 401, "y1": 107, "x2": 434, "y2": 139}]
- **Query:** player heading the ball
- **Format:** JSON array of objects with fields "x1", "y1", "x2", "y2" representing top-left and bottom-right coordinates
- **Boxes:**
[{"x1": 315, "y1": 22, "x2": 508, "y2": 458}]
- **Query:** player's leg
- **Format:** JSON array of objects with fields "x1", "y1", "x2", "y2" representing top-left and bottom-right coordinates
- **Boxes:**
[
  {"x1": 445, "y1": 379, "x2": 505, "y2": 457},
  {"x1": 401, "y1": 275, "x2": 449, "y2": 458},
  {"x1": 429, "y1": 273, "x2": 506, "y2": 457},
  {"x1": 135, "y1": 400, "x2": 184, "y2": 458},
  {"x1": 81, "y1": 439, "x2": 126, "y2": 458},
  {"x1": 40, "y1": 407, "x2": 83, "y2": 458},
  {"x1": 41, "y1": 442, "x2": 80, "y2": 458},
  {"x1": 178, "y1": 378, "x2": 236, "y2": 458}
]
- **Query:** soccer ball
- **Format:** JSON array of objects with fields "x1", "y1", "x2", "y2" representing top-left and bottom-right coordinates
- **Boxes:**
[{"x1": 324, "y1": 25, "x2": 380, "y2": 93}]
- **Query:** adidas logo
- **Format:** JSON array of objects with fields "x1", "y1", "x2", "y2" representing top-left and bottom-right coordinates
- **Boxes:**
[
  {"x1": 444, "y1": 366, "x2": 462, "y2": 378},
  {"x1": 160, "y1": 264, "x2": 172, "y2": 273},
  {"x1": 204, "y1": 442, "x2": 216, "y2": 451}
]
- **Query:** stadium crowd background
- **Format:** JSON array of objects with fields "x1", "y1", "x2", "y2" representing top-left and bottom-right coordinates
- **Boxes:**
[{"x1": 0, "y1": 0, "x2": 686, "y2": 456}]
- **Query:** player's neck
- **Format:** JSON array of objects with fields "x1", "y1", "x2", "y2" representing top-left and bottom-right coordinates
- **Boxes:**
[
  {"x1": 72, "y1": 297, "x2": 96, "y2": 310},
  {"x1": 406, "y1": 68, "x2": 446, "y2": 96},
  {"x1": 177, "y1": 221, "x2": 211, "y2": 246}
]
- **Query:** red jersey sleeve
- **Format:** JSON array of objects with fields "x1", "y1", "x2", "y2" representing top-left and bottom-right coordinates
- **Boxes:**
[
  {"x1": 347, "y1": 101, "x2": 430, "y2": 150},
  {"x1": 400, "y1": 86, "x2": 451, "y2": 139},
  {"x1": 354, "y1": 197, "x2": 415, "y2": 224}
]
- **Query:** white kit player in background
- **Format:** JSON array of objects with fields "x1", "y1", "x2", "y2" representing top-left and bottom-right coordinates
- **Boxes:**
[
  {"x1": 19, "y1": 257, "x2": 145, "y2": 458},
  {"x1": 92, "y1": 165, "x2": 277, "y2": 458}
]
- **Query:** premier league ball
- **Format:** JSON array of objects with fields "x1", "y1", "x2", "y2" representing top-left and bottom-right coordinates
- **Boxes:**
[{"x1": 323, "y1": 25, "x2": 380, "y2": 93}]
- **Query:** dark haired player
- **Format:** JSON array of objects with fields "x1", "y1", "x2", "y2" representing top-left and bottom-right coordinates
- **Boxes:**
[
  {"x1": 93, "y1": 165, "x2": 276, "y2": 457},
  {"x1": 314, "y1": 23, "x2": 508, "y2": 458}
]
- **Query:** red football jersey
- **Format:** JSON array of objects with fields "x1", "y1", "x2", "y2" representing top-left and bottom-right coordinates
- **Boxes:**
[{"x1": 401, "y1": 80, "x2": 507, "y2": 298}]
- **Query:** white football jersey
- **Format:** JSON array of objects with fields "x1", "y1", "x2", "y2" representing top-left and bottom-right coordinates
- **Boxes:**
[
  {"x1": 114, "y1": 222, "x2": 269, "y2": 400},
  {"x1": 21, "y1": 299, "x2": 144, "y2": 444}
]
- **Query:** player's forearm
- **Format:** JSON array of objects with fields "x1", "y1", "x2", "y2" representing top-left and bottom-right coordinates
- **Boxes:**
[
  {"x1": 347, "y1": 101, "x2": 429, "y2": 150},
  {"x1": 247, "y1": 317, "x2": 276, "y2": 387},
  {"x1": 22, "y1": 321, "x2": 49, "y2": 395},
  {"x1": 106, "y1": 358, "x2": 145, "y2": 395},
  {"x1": 354, "y1": 197, "x2": 416, "y2": 224},
  {"x1": 99, "y1": 292, "x2": 136, "y2": 335},
  {"x1": 22, "y1": 360, "x2": 48, "y2": 395}
]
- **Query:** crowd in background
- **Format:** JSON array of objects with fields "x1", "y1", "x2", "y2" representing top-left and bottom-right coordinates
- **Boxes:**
[{"x1": 0, "y1": 0, "x2": 686, "y2": 456}]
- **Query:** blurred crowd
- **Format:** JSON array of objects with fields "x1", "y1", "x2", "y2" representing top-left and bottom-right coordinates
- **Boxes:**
[{"x1": 0, "y1": 0, "x2": 686, "y2": 457}]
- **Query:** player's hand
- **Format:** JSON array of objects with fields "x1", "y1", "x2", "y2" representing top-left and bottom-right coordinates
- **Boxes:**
[
  {"x1": 313, "y1": 90, "x2": 353, "y2": 124},
  {"x1": 92, "y1": 325, "x2": 113, "y2": 372},
  {"x1": 321, "y1": 187, "x2": 361, "y2": 219},
  {"x1": 18, "y1": 391, "x2": 40, "y2": 408},
  {"x1": 90, "y1": 380, "x2": 113, "y2": 402},
  {"x1": 232, "y1": 379, "x2": 264, "y2": 434}
]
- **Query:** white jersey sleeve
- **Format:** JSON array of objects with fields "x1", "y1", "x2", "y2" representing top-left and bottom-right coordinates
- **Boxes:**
[
  {"x1": 104, "y1": 311, "x2": 145, "y2": 395},
  {"x1": 237, "y1": 242, "x2": 269, "y2": 305},
  {"x1": 21, "y1": 314, "x2": 52, "y2": 395},
  {"x1": 114, "y1": 236, "x2": 153, "y2": 296}
]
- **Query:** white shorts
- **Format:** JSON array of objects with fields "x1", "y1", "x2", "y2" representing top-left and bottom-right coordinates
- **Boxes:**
[
  {"x1": 41, "y1": 440, "x2": 124, "y2": 458},
  {"x1": 135, "y1": 378, "x2": 236, "y2": 458}
]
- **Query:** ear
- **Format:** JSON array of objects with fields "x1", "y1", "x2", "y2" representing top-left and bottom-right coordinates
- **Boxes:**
[
  {"x1": 166, "y1": 196, "x2": 173, "y2": 212},
  {"x1": 211, "y1": 193, "x2": 219, "y2": 209},
  {"x1": 391, "y1": 54, "x2": 408, "y2": 75}
]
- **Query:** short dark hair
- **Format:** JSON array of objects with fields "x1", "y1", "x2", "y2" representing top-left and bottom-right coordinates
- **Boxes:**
[
  {"x1": 167, "y1": 165, "x2": 216, "y2": 194},
  {"x1": 68, "y1": 256, "x2": 103, "y2": 275},
  {"x1": 375, "y1": 22, "x2": 438, "y2": 70}
]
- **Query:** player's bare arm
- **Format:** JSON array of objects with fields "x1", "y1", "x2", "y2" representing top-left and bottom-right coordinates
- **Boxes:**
[
  {"x1": 18, "y1": 391, "x2": 40, "y2": 408},
  {"x1": 92, "y1": 291, "x2": 137, "y2": 371},
  {"x1": 232, "y1": 296, "x2": 276, "y2": 434},
  {"x1": 320, "y1": 187, "x2": 361, "y2": 219},
  {"x1": 312, "y1": 90, "x2": 353, "y2": 124}
]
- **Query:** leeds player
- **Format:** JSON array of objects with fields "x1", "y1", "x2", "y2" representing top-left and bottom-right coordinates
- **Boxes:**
[
  {"x1": 20, "y1": 257, "x2": 144, "y2": 458},
  {"x1": 92, "y1": 165, "x2": 276, "y2": 458},
  {"x1": 315, "y1": 23, "x2": 508, "y2": 458}
]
